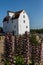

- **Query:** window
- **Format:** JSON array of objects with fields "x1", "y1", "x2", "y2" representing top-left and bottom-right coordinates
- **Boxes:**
[
  {"x1": 26, "y1": 26, "x2": 28, "y2": 28},
  {"x1": 14, "y1": 25, "x2": 16, "y2": 28},
  {"x1": 23, "y1": 15, "x2": 25, "y2": 18},
  {"x1": 23, "y1": 20, "x2": 25, "y2": 23}
]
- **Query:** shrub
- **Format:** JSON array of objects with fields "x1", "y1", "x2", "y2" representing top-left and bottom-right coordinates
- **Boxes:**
[{"x1": 14, "y1": 55, "x2": 24, "y2": 65}]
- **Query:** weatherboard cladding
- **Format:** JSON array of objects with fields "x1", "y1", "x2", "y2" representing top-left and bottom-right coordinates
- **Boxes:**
[{"x1": 3, "y1": 10, "x2": 23, "y2": 22}]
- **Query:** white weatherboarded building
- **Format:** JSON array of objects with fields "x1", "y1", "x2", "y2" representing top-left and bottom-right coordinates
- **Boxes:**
[{"x1": 3, "y1": 10, "x2": 30, "y2": 35}]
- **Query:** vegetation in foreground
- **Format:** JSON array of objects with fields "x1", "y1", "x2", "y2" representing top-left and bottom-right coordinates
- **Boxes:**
[{"x1": 1, "y1": 55, "x2": 24, "y2": 65}]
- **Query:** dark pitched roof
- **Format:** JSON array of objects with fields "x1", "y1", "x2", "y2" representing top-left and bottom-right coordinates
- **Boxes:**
[
  {"x1": 12, "y1": 10, "x2": 23, "y2": 20},
  {"x1": 3, "y1": 10, "x2": 23, "y2": 22},
  {"x1": 3, "y1": 16, "x2": 10, "y2": 22}
]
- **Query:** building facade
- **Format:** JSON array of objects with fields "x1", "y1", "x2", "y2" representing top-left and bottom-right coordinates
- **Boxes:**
[{"x1": 3, "y1": 10, "x2": 30, "y2": 35}]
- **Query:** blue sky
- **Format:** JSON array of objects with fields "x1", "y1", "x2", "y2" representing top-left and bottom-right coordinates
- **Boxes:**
[{"x1": 0, "y1": 0, "x2": 43, "y2": 29}]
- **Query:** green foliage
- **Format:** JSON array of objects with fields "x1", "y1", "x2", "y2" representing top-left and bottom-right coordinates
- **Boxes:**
[
  {"x1": 14, "y1": 55, "x2": 24, "y2": 65},
  {"x1": 1, "y1": 55, "x2": 24, "y2": 65},
  {"x1": 29, "y1": 34, "x2": 40, "y2": 64},
  {"x1": 1, "y1": 58, "x2": 10, "y2": 65},
  {"x1": 4, "y1": 60, "x2": 10, "y2": 65},
  {"x1": 30, "y1": 34, "x2": 39, "y2": 46},
  {"x1": 30, "y1": 29, "x2": 43, "y2": 34}
]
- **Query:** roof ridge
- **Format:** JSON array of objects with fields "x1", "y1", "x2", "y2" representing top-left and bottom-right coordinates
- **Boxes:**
[{"x1": 7, "y1": 10, "x2": 23, "y2": 13}]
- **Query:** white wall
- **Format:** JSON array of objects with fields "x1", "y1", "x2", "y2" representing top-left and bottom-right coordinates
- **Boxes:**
[
  {"x1": 3, "y1": 10, "x2": 30, "y2": 35},
  {"x1": 3, "y1": 19, "x2": 18, "y2": 35},
  {"x1": 18, "y1": 10, "x2": 30, "y2": 35},
  {"x1": 3, "y1": 21, "x2": 12, "y2": 32},
  {"x1": 12, "y1": 19, "x2": 18, "y2": 35},
  {"x1": 8, "y1": 12, "x2": 15, "y2": 17}
]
